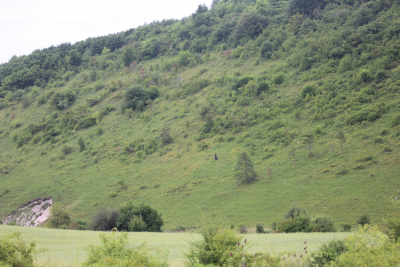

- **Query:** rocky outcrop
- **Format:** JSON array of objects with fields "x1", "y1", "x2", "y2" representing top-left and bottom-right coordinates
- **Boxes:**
[{"x1": 2, "y1": 197, "x2": 52, "y2": 226}]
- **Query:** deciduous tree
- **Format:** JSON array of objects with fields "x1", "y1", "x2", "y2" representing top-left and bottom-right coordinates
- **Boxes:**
[{"x1": 235, "y1": 152, "x2": 257, "y2": 185}]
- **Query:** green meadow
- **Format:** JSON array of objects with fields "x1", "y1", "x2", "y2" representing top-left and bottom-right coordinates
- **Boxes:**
[{"x1": 0, "y1": 225, "x2": 350, "y2": 266}]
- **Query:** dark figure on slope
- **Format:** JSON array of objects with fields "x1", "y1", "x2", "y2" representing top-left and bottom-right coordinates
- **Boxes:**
[{"x1": 215, "y1": 154, "x2": 218, "y2": 160}]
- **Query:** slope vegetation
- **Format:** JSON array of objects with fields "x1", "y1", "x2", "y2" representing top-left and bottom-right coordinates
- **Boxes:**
[{"x1": 1, "y1": 0, "x2": 400, "y2": 229}]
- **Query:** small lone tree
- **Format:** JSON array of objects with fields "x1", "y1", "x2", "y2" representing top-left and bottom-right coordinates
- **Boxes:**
[
  {"x1": 304, "y1": 133, "x2": 314, "y2": 156},
  {"x1": 49, "y1": 202, "x2": 71, "y2": 228},
  {"x1": 78, "y1": 137, "x2": 85, "y2": 152},
  {"x1": 289, "y1": 145, "x2": 298, "y2": 167},
  {"x1": 336, "y1": 130, "x2": 346, "y2": 154},
  {"x1": 235, "y1": 152, "x2": 257, "y2": 185},
  {"x1": 160, "y1": 125, "x2": 173, "y2": 145}
]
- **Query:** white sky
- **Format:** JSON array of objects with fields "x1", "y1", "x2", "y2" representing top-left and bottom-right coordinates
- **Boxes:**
[{"x1": 0, "y1": 0, "x2": 213, "y2": 64}]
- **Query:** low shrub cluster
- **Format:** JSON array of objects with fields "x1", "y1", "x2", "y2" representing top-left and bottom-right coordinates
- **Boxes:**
[
  {"x1": 85, "y1": 232, "x2": 168, "y2": 267},
  {"x1": 309, "y1": 226, "x2": 400, "y2": 266},
  {"x1": 273, "y1": 207, "x2": 335, "y2": 233},
  {"x1": 186, "y1": 223, "x2": 280, "y2": 267}
]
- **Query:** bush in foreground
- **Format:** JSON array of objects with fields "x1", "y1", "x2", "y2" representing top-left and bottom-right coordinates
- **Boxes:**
[
  {"x1": 84, "y1": 232, "x2": 168, "y2": 267},
  {"x1": 333, "y1": 226, "x2": 400, "y2": 266},
  {"x1": 0, "y1": 232, "x2": 42, "y2": 267},
  {"x1": 185, "y1": 223, "x2": 280, "y2": 267}
]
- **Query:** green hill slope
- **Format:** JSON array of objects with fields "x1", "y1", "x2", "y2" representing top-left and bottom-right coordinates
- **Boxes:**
[{"x1": 1, "y1": 0, "x2": 400, "y2": 229}]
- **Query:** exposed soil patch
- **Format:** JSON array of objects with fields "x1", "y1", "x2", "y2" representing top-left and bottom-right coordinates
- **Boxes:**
[{"x1": 2, "y1": 197, "x2": 52, "y2": 226}]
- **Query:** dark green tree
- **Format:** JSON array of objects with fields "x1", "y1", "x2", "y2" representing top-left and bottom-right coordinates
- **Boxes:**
[
  {"x1": 116, "y1": 203, "x2": 163, "y2": 232},
  {"x1": 122, "y1": 47, "x2": 135, "y2": 67},
  {"x1": 66, "y1": 49, "x2": 81, "y2": 67},
  {"x1": 78, "y1": 137, "x2": 85, "y2": 152},
  {"x1": 160, "y1": 125, "x2": 173, "y2": 144},
  {"x1": 286, "y1": 0, "x2": 328, "y2": 17},
  {"x1": 233, "y1": 11, "x2": 268, "y2": 41},
  {"x1": 235, "y1": 152, "x2": 257, "y2": 185},
  {"x1": 123, "y1": 85, "x2": 148, "y2": 111},
  {"x1": 49, "y1": 202, "x2": 71, "y2": 228},
  {"x1": 304, "y1": 133, "x2": 314, "y2": 156},
  {"x1": 336, "y1": 130, "x2": 346, "y2": 154},
  {"x1": 260, "y1": 41, "x2": 273, "y2": 59}
]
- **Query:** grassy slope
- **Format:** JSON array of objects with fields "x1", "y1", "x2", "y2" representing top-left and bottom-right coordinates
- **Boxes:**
[
  {"x1": 0, "y1": 225, "x2": 350, "y2": 266},
  {"x1": 0, "y1": 46, "x2": 400, "y2": 230}
]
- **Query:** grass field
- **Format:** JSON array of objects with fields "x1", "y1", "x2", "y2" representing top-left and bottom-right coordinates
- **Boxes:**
[{"x1": 0, "y1": 225, "x2": 350, "y2": 266}]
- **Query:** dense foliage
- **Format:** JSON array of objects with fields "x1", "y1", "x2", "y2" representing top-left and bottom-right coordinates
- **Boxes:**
[
  {"x1": 185, "y1": 223, "x2": 280, "y2": 267},
  {"x1": 49, "y1": 202, "x2": 71, "y2": 229},
  {"x1": 116, "y1": 203, "x2": 164, "y2": 232},
  {"x1": 274, "y1": 207, "x2": 336, "y2": 233},
  {"x1": 85, "y1": 232, "x2": 168, "y2": 267},
  {"x1": 0, "y1": 232, "x2": 40, "y2": 267}
]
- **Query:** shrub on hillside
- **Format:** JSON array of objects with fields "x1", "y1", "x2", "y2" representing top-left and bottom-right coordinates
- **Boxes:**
[
  {"x1": 311, "y1": 216, "x2": 335, "y2": 232},
  {"x1": 272, "y1": 72, "x2": 285, "y2": 84},
  {"x1": 346, "y1": 104, "x2": 387, "y2": 125},
  {"x1": 144, "y1": 139, "x2": 158, "y2": 155},
  {"x1": 89, "y1": 209, "x2": 118, "y2": 231},
  {"x1": 356, "y1": 214, "x2": 371, "y2": 226},
  {"x1": 116, "y1": 203, "x2": 163, "y2": 232},
  {"x1": 276, "y1": 213, "x2": 311, "y2": 233},
  {"x1": 180, "y1": 79, "x2": 210, "y2": 97},
  {"x1": 375, "y1": 69, "x2": 387, "y2": 82},
  {"x1": 74, "y1": 117, "x2": 97, "y2": 130},
  {"x1": 122, "y1": 85, "x2": 158, "y2": 112},
  {"x1": 61, "y1": 145, "x2": 73, "y2": 155},
  {"x1": 234, "y1": 76, "x2": 254, "y2": 90},
  {"x1": 260, "y1": 41, "x2": 273, "y2": 59},
  {"x1": 49, "y1": 89, "x2": 76, "y2": 110},
  {"x1": 285, "y1": 206, "x2": 307, "y2": 219},
  {"x1": 85, "y1": 232, "x2": 167, "y2": 267},
  {"x1": 391, "y1": 115, "x2": 400, "y2": 127},
  {"x1": 301, "y1": 84, "x2": 316, "y2": 98},
  {"x1": 160, "y1": 125, "x2": 173, "y2": 144},
  {"x1": 359, "y1": 69, "x2": 371, "y2": 83},
  {"x1": 257, "y1": 81, "x2": 269, "y2": 96}
]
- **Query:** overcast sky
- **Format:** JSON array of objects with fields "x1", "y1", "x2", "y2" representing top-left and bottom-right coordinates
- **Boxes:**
[{"x1": 0, "y1": 0, "x2": 213, "y2": 64}]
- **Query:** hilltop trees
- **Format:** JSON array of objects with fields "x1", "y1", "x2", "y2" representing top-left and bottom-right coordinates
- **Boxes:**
[
  {"x1": 233, "y1": 11, "x2": 268, "y2": 41},
  {"x1": 122, "y1": 47, "x2": 135, "y2": 67},
  {"x1": 235, "y1": 152, "x2": 257, "y2": 185}
]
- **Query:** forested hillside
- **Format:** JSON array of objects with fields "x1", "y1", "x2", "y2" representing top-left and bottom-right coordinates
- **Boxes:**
[{"x1": 1, "y1": 0, "x2": 400, "y2": 229}]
